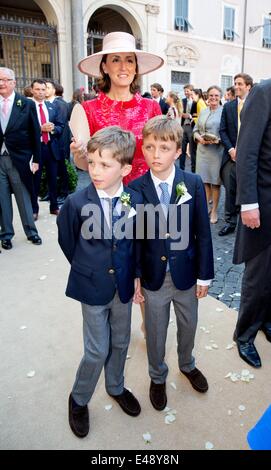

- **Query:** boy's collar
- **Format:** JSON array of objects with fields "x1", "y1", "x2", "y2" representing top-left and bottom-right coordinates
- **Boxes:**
[
  {"x1": 96, "y1": 182, "x2": 124, "y2": 199},
  {"x1": 150, "y1": 166, "x2": 176, "y2": 188}
]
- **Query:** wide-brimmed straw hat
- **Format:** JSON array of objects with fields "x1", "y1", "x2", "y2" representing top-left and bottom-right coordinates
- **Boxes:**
[{"x1": 78, "y1": 31, "x2": 164, "y2": 77}]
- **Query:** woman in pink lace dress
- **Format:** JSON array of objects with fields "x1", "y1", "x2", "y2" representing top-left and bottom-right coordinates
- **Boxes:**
[{"x1": 72, "y1": 31, "x2": 163, "y2": 184}]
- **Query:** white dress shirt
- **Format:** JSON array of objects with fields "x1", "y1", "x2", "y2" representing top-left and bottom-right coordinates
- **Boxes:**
[
  {"x1": 0, "y1": 91, "x2": 15, "y2": 153},
  {"x1": 33, "y1": 99, "x2": 50, "y2": 142},
  {"x1": 97, "y1": 184, "x2": 123, "y2": 228},
  {"x1": 150, "y1": 166, "x2": 211, "y2": 287}
]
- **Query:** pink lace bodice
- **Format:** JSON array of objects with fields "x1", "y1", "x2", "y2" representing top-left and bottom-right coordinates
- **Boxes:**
[{"x1": 82, "y1": 92, "x2": 161, "y2": 184}]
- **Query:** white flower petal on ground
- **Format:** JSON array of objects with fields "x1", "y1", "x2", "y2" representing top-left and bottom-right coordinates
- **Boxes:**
[
  {"x1": 225, "y1": 372, "x2": 232, "y2": 378},
  {"x1": 238, "y1": 405, "x2": 246, "y2": 412},
  {"x1": 205, "y1": 345, "x2": 213, "y2": 350},
  {"x1": 241, "y1": 369, "x2": 250, "y2": 377},
  {"x1": 228, "y1": 410, "x2": 232, "y2": 416},
  {"x1": 216, "y1": 308, "x2": 224, "y2": 312},
  {"x1": 27, "y1": 370, "x2": 35, "y2": 378},
  {"x1": 126, "y1": 355, "x2": 131, "y2": 360},
  {"x1": 126, "y1": 387, "x2": 132, "y2": 392},
  {"x1": 20, "y1": 326, "x2": 27, "y2": 330},
  {"x1": 230, "y1": 375, "x2": 239, "y2": 382},
  {"x1": 169, "y1": 318, "x2": 174, "y2": 324},
  {"x1": 226, "y1": 344, "x2": 234, "y2": 350},
  {"x1": 163, "y1": 406, "x2": 171, "y2": 413},
  {"x1": 199, "y1": 326, "x2": 206, "y2": 331},
  {"x1": 211, "y1": 344, "x2": 218, "y2": 349},
  {"x1": 233, "y1": 293, "x2": 241, "y2": 297},
  {"x1": 205, "y1": 330, "x2": 210, "y2": 334},
  {"x1": 170, "y1": 382, "x2": 177, "y2": 390},
  {"x1": 49, "y1": 259, "x2": 55, "y2": 262},
  {"x1": 104, "y1": 404, "x2": 112, "y2": 411},
  {"x1": 39, "y1": 275, "x2": 47, "y2": 281},
  {"x1": 240, "y1": 423, "x2": 244, "y2": 427},
  {"x1": 217, "y1": 257, "x2": 222, "y2": 260},
  {"x1": 218, "y1": 293, "x2": 224, "y2": 298},
  {"x1": 205, "y1": 441, "x2": 214, "y2": 450},
  {"x1": 143, "y1": 432, "x2": 152, "y2": 444},
  {"x1": 165, "y1": 414, "x2": 176, "y2": 424},
  {"x1": 224, "y1": 251, "x2": 229, "y2": 254}
]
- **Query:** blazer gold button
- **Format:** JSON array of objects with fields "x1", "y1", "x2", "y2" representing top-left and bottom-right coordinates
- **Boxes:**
[
  {"x1": 161, "y1": 256, "x2": 167, "y2": 261},
  {"x1": 108, "y1": 268, "x2": 115, "y2": 274}
]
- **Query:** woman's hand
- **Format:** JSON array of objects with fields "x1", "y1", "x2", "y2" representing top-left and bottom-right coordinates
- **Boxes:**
[
  {"x1": 70, "y1": 139, "x2": 88, "y2": 171},
  {"x1": 198, "y1": 136, "x2": 208, "y2": 145}
]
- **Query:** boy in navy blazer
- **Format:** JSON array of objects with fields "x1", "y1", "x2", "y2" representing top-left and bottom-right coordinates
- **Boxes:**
[
  {"x1": 57, "y1": 126, "x2": 143, "y2": 438},
  {"x1": 129, "y1": 116, "x2": 214, "y2": 411}
]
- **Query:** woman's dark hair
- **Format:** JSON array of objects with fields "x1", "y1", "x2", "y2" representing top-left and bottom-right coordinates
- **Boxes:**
[
  {"x1": 193, "y1": 88, "x2": 203, "y2": 99},
  {"x1": 98, "y1": 54, "x2": 139, "y2": 94}
]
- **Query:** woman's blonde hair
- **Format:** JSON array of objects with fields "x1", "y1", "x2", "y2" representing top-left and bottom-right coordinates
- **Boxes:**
[{"x1": 167, "y1": 92, "x2": 183, "y2": 117}]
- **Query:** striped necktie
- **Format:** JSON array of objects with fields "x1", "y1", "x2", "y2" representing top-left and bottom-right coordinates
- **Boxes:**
[{"x1": 159, "y1": 182, "x2": 170, "y2": 216}]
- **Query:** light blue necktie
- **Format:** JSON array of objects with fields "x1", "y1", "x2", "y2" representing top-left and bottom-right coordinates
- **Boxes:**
[{"x1": 159, "y1": 182, "x2": 170, "y2": 216}]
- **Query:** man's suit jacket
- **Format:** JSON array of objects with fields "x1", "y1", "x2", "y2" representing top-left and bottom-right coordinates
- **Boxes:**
[
  {"x1": 181, "y1": 98, "x2": 196, "y2": 127},
  {"x1": 0, "y1": 92, "x2": 41, "y2": 194},
  {"x1": 159, "y1": 97, "x2": 169, "y2": 115},
  {"x1": 129, "y1": 168, "x2": 214, "y2": 291},
  {"x1": 233, "y1": 79, "x2": 271, "y2": 264},
  {"x1": 219, "y1": 98, "x2": 238, "y2": 170},
  {"x1": 57, "y1": 183, "x2": 143, "y2": 305},
  {"x1": 44, "y1": 101, "x2": 64, "y2": 160}
]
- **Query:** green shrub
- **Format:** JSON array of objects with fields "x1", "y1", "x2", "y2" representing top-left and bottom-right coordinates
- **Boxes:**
[{"x1": 39, "y1": 160, "x2": 78, "y2": 197}]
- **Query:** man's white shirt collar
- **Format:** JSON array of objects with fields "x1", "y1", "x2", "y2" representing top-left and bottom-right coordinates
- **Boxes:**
[
  {"x1": 0, "y1": 90, "x2": 15, "y2": 104},
  {"x1": 150, "y1": 166, "x2": 176, "y2": 195}
]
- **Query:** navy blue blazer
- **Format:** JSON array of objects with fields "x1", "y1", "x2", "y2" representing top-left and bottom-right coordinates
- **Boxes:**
[
  {"x1": 57, "y1": 183, "x2": 143, "y2": 305},
  {"x1": 129, "y1": 168, "x2": 214, "y2": 291},
  {"x1": 159, "y1": 97, "x2": 169, "y2": 115},
  {"x1": 0, "y1": 93, "x2": 41, "y2": 195},
  {"x1": 44, "y1": 101, "x2": 64, "y2": 161},
  {"x1": 219, "y1": 99, "x2": 238, "y2": 170}
]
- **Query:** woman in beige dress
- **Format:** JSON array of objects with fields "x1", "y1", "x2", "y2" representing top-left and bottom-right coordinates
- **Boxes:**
[{"x1": 193, "y1": 86, "x2": 223, "y2": 224}]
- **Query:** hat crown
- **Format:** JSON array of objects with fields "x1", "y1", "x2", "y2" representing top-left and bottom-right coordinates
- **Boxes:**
[{"x1": 102, "y1": 32, "x2": 136, "y2": 52}]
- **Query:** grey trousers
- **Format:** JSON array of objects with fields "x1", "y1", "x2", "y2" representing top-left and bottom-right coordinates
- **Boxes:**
[
  {"x1": 0, "y1": 154, "x2": 37, "y2": 240},
  {"x1": 143, "y1": 272, "x2": 198, "y2": 383},
  {"x1": 72, "y1": 292, "x2": 132, "y2": 406},
  {"x1": 234, "y1": 244, "x2": 271, "y2": 343}
]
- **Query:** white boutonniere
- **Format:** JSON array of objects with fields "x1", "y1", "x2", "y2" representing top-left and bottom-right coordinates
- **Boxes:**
[
  {"x1": 120, "y1": 191, "x2": 131, "y2": 208},
  {"x1": 175, "y1": 182, "x2": 188, "y2": 203},
  {"x1": 16, "y1": 99, "x2": 22, "y2": 107},
  {"x1": 120, "y1": 191, "x2": 136, "y2": 218},
  {"x1": 175, "y1": 182, "x2": 192, "y2": 205}
]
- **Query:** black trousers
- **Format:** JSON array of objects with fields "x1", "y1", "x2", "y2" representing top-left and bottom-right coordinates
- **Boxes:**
[
  {"x1": 235, "y1": 243, "x2": 271, "y2": 343},
  {"x1": 221, "y1": 159, "x2": 239, "y2": 227},
  {"x1": 32, "y1": 142, "x2": 58, "y2": 213}
]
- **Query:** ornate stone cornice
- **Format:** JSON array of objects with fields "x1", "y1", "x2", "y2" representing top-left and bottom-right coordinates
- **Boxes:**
[
  {"x1": 166, "y1": 42, "x2": 200, "y2": 68},
  {"x1": 145, "y1": 4, "x2": 160, "y2": 15}
]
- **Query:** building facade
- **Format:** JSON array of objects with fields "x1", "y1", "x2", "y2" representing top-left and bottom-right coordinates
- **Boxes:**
[{"x1": 0, "y1": 0, "x2": 270, "y2": 98}]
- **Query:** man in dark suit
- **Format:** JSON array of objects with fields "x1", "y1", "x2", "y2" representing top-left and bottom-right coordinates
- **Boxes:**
[
  {"x1": 180, "y1": 84, "x2": 195, "y2": 170},
  {"x1": 150, "y1": 83, "x2": 169, "y2": 115},
  {"x1": 0, "y1": 67, "x2": 42, "y2": 249},
  {"x1": 219, "y1": 73, "x2": 253, "y2": 236},
  {"x1": 31, "y1": 79, "x2": 64, "y2": 217},
  {"x1": 233, "y1": 79, "x2": 271, "y2": 368}
]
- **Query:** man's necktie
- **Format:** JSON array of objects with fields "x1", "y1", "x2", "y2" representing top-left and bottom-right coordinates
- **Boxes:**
[
  {"x1": 159, "y1": 182, "x2": 170, "y2": 216},
  {"x1": 238, "y1": 100, "x2": 244, "y2": 132},
  {"x1": 39, "y1": 103, "x2": 49, "y2": 144},
  {"x1": 2, "y1": 98, "x2": 9, "y2": 117}
]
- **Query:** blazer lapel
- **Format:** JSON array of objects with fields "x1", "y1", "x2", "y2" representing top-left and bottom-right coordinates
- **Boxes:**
[
  {"x1": 4, "y1": 93, "x2": 23, "y2": 134},
  {"x1": 87, "y1": 183, "x2": 111, "y2": 239},
  {"x1": 232, "y1": 99, "x2": 238, "y2": 132},
  {"x1": 168, "y1": 167, "x2": 185, "y2": 226},
  {"x1": 141, "y1": 171, "x2": 160, "y2": 205}
]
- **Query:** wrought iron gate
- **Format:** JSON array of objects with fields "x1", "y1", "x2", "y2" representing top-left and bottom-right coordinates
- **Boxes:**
[{"x1": 0, "y1": 15, "x2": 59, "y2": 93}]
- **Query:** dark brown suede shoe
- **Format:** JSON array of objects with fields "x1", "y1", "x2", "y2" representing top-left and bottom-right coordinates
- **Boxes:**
[
  {"x1": 149, "y1": 381, "x2": 167, "y2": 410},
  {"x1": 109, "y1": 388, "x2": 141, "y2": 416},
  {"x1": 181, "y1": 368, "x2": 208, "y2": 393},
  {"x1": 68, "y1": 394, "x2": 89, "y2": 438}
]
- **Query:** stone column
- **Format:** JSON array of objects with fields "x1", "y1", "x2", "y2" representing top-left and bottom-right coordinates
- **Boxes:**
[{"x1": 71, "y1": 0, "x2": 85, "y2": 90}]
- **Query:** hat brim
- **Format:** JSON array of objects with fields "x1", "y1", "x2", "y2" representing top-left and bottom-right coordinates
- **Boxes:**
[{"x1": 78, "y1": 49, "x2": 164, "y2": 77}]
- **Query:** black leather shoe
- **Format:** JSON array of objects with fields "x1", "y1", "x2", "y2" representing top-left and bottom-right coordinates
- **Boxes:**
[
  {"x1": 218, "y1": 224, "x2": 236, "y2": 236},
  {"x1": 181, "y1": 368, "x2": 208, "y2": 393},
  {"x1": 109, "y1": 388, "x2": 141, "y2": 416},
  {"x1": 1, "y1": 240, "x2": 12, "y2": 250},
  {"x1": 262, "y1": 326, "x2": 271, "y2": 343},
  {"x1": 237, "y1": 341, "x2": 261, "y2": 368},
  {"x1": 68, "y1": 394, "x2": 89, "y2": 438},
  {"x1": 149, "y1": 381, "x2": 167, "y2": 411},
  {"x1": 27, "y1": 235, "x2": 42, "y2": 245}
]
